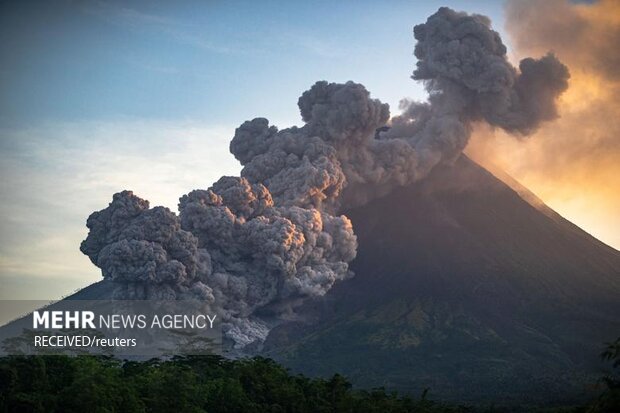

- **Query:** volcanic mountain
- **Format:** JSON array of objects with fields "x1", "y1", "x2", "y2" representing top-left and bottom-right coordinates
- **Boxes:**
[
  {"x1": 19, "y1": 154, "x2": 619, "y2": 405},
  {"x1": 260, "y1": 155, "x2": 620, "y2": 405}
]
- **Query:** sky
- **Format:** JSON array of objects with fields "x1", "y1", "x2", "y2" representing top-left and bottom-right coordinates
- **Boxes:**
[{"x1": 0, "y1": 0, "x2": 617, "y2": 300}]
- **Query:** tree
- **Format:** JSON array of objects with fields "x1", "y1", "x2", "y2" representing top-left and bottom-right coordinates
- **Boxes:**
[{"x1": 587, "y1": 337, "x2": 620, "y2": 413}]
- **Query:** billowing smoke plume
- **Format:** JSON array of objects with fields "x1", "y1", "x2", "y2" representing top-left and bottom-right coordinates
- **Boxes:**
[
  {"x1": 383, "y1": 8, "x2": 569, "y2": 179},
  {"x1": 81, "y1": 7, "x2": 569, "y2": 348},
  {"x1": 228, "y1": 8, "x2": 568, "y2": 209},
  {"x1": 177, "y1": 177, "x2": 356, "y2": 345},
  {"x1": 82, "y1": 181, "x2": 356, "y2": 347},
  {"x1": 80, "y1": 190, "x2": 214, "y2": 301}
]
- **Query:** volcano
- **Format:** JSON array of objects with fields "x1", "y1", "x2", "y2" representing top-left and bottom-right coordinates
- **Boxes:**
[
  {"x1": 260, "y1": 155, "x2": 620, "y2": 405},
  {"x1": 43, "y1": 154, "x2": 620, "y2": 404}
]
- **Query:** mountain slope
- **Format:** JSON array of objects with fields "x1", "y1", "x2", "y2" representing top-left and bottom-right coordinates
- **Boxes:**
[{"x1": 262, "y1": 155, "x2": 620, "y2": 405}]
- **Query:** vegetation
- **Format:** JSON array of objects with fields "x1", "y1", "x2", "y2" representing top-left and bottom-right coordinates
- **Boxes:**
[
  {"x1": 0, "y1": 355, "x2": 468, "y2": 413},
  {"x1": 586, "y1": 338, "x2": 620, "y2": 413},
  {"x1": 0, "y1": 338, "x2": 617, "y2": 413}
]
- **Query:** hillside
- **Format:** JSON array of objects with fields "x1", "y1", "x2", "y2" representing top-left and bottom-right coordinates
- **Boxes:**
[{"x1": 262, "y1": 155, "x2": 620, "y2": 405}]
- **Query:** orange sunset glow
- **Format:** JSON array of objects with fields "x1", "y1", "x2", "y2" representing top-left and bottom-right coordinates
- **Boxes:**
[{"x1": 467, "y1": 0, "x2": 620, "y2": 249}]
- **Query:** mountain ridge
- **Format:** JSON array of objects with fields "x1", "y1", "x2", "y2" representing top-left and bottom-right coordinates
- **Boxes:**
[
  {"x1": 48, "y1": 155, "x2": 620, "y2": 404},
  {"x1": 261, "y1": 155, "x2": 620, "y2": 404}
]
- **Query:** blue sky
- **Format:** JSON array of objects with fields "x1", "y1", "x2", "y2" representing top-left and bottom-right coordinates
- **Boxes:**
[
  {"x1": 0, "y1": 0, "x2": 507, "y2": 300},
  {"x1": 1, "y1": 0, "x2": 506, "y2": 126}
]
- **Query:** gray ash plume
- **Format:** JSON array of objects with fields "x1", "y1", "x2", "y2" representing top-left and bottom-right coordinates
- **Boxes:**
[{"x1": 80, "y1": 7, "x2": 569, "y2": 348}]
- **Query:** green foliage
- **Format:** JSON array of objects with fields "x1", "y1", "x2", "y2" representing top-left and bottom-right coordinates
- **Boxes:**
[
  {"x1": 0, "y1": 343, "x2": 617, "y2": 413},
  {"x1": 0, "y1": 355, "x2": 467, "y2": 413},
  {"x1": 586, "y1": 338, "x2": 620, "y2": 413}
]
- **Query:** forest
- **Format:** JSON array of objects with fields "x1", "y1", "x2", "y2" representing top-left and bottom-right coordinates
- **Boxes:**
[{"x1": 0, "y1": 338, "x2": 618, "y2": 413}]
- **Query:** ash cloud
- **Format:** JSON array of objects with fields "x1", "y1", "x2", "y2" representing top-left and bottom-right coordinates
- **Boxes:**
[
  {"x1": 80, "y1": 190, "x2": 214, "y2": 301},
  {"x1": 387, "y1": 7, "x2": 569, "y2": 142},
  {"x1": 82, "y1": 181, "x2": 356, "y2": 347},
  {"x1": 81, "y1": 7, "x2": 569, "y2": 348},
  {"x1": 178, "y1": 176, "x2": 356, "y2": 346}
]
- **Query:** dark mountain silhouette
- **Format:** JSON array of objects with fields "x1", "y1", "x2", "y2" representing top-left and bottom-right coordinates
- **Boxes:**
[
  {"x1": 261, "y1": 155, "x2": 620, "y2": 405},
  {"x1": 11, "y1": 155, "x2": 619, "y2": 405}
]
